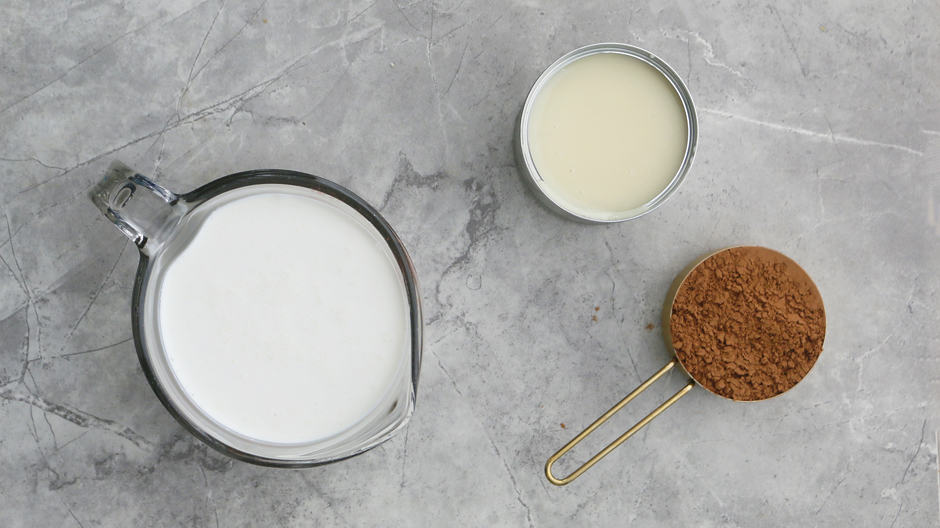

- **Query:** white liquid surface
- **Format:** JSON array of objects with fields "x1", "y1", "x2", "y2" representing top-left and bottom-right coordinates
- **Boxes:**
[
  {"x1": 527, "y1": 52, "x2": 689, "y2": 219},
  {"x1": 156, "y1": 188, "x2": 409, "y2": 444}
]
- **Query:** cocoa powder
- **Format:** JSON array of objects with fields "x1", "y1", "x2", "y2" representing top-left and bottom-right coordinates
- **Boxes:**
[{"x1": 668, "y1": 247, "x2": 826, "y2": 401}]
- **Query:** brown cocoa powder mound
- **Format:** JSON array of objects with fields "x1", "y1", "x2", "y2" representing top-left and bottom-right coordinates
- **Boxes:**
[{"x1": 669, "y1": 247, "x2": 826, "y2": 401}]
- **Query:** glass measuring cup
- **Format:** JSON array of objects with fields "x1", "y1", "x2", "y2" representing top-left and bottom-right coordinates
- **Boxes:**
[
  {"x1": 545, "y1": 247, "x2": 826, "y2": 485},
  {"x1": 89, "y1": 161, "x2": 422, "y2": 467}
]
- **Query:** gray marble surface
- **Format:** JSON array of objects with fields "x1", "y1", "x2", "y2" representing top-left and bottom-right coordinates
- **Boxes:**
[{"x1": 1, "y1": 0, "x2": 938, "y2": 526}]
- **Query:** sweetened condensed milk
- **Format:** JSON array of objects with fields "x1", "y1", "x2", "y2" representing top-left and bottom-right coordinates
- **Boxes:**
[{"x1": 527, "y1": 52, "x2": 689, "y2": 219}]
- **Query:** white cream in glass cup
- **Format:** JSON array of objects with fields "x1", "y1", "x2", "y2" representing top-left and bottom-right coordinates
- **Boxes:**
[{"x1": 90, "y1": 161, "x2": 422, "y2": 466}]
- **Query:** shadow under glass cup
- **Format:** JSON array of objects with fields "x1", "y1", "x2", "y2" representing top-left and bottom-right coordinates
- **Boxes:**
[{"x1": 516, "y1": 43, "x2": 698, "y2": 222}]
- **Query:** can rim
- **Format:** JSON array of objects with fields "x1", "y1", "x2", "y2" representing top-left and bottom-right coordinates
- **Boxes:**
[{"x1": 518, "y1": 42, "x2": 699, "y2": 223}]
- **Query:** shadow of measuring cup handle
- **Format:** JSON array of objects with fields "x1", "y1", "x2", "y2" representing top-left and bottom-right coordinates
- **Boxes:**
[{"x1": 545, "y1": 360, "x2": 695, "y2": 485}]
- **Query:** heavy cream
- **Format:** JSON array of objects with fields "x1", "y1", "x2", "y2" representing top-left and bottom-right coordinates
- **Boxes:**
[
  {"x1": 527, "y1": 52, "x2": 688, "y2": 219},
  {"x1": 155, "y1": 187, "x2": 409, "y2": 444}
]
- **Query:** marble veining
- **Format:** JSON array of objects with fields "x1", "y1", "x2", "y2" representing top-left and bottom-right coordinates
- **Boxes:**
[{"x1": 0, "y1": 0, "x2": 938, "y2": 526}]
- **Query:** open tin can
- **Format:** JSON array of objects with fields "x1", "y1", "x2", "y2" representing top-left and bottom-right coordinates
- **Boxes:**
[{"x1": 515, "y1": 43, "x2": 698, "y2": 222}]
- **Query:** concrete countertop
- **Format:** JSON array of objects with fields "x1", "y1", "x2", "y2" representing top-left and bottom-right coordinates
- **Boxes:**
[{"x1": 1, "y1": 1, "x2": 937, "y2": 526}]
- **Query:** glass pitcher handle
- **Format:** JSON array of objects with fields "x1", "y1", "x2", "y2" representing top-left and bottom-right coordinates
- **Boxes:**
[{"x1": 89, "y1": 161, "x2": 184, "y2": 254}]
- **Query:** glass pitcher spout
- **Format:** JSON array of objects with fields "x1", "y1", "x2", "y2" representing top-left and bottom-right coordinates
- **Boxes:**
[{"x1": 89, "y1": 161, "x2": 187, "y2": 255}]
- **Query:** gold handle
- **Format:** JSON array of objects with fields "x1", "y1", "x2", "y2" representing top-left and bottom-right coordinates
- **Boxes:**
[{"x1": 545, "y1": 360, "x2": 695, "y2": 485}]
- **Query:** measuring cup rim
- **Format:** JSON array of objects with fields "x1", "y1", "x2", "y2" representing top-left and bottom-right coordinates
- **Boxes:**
[{"x1": 662, "y1": 245, "x2": 827, "y2": 403}]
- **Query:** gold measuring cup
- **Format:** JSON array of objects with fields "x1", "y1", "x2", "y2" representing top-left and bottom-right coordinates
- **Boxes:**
[{"x1": 545, "y1": 246, "x2": 826, "y2": 485}]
